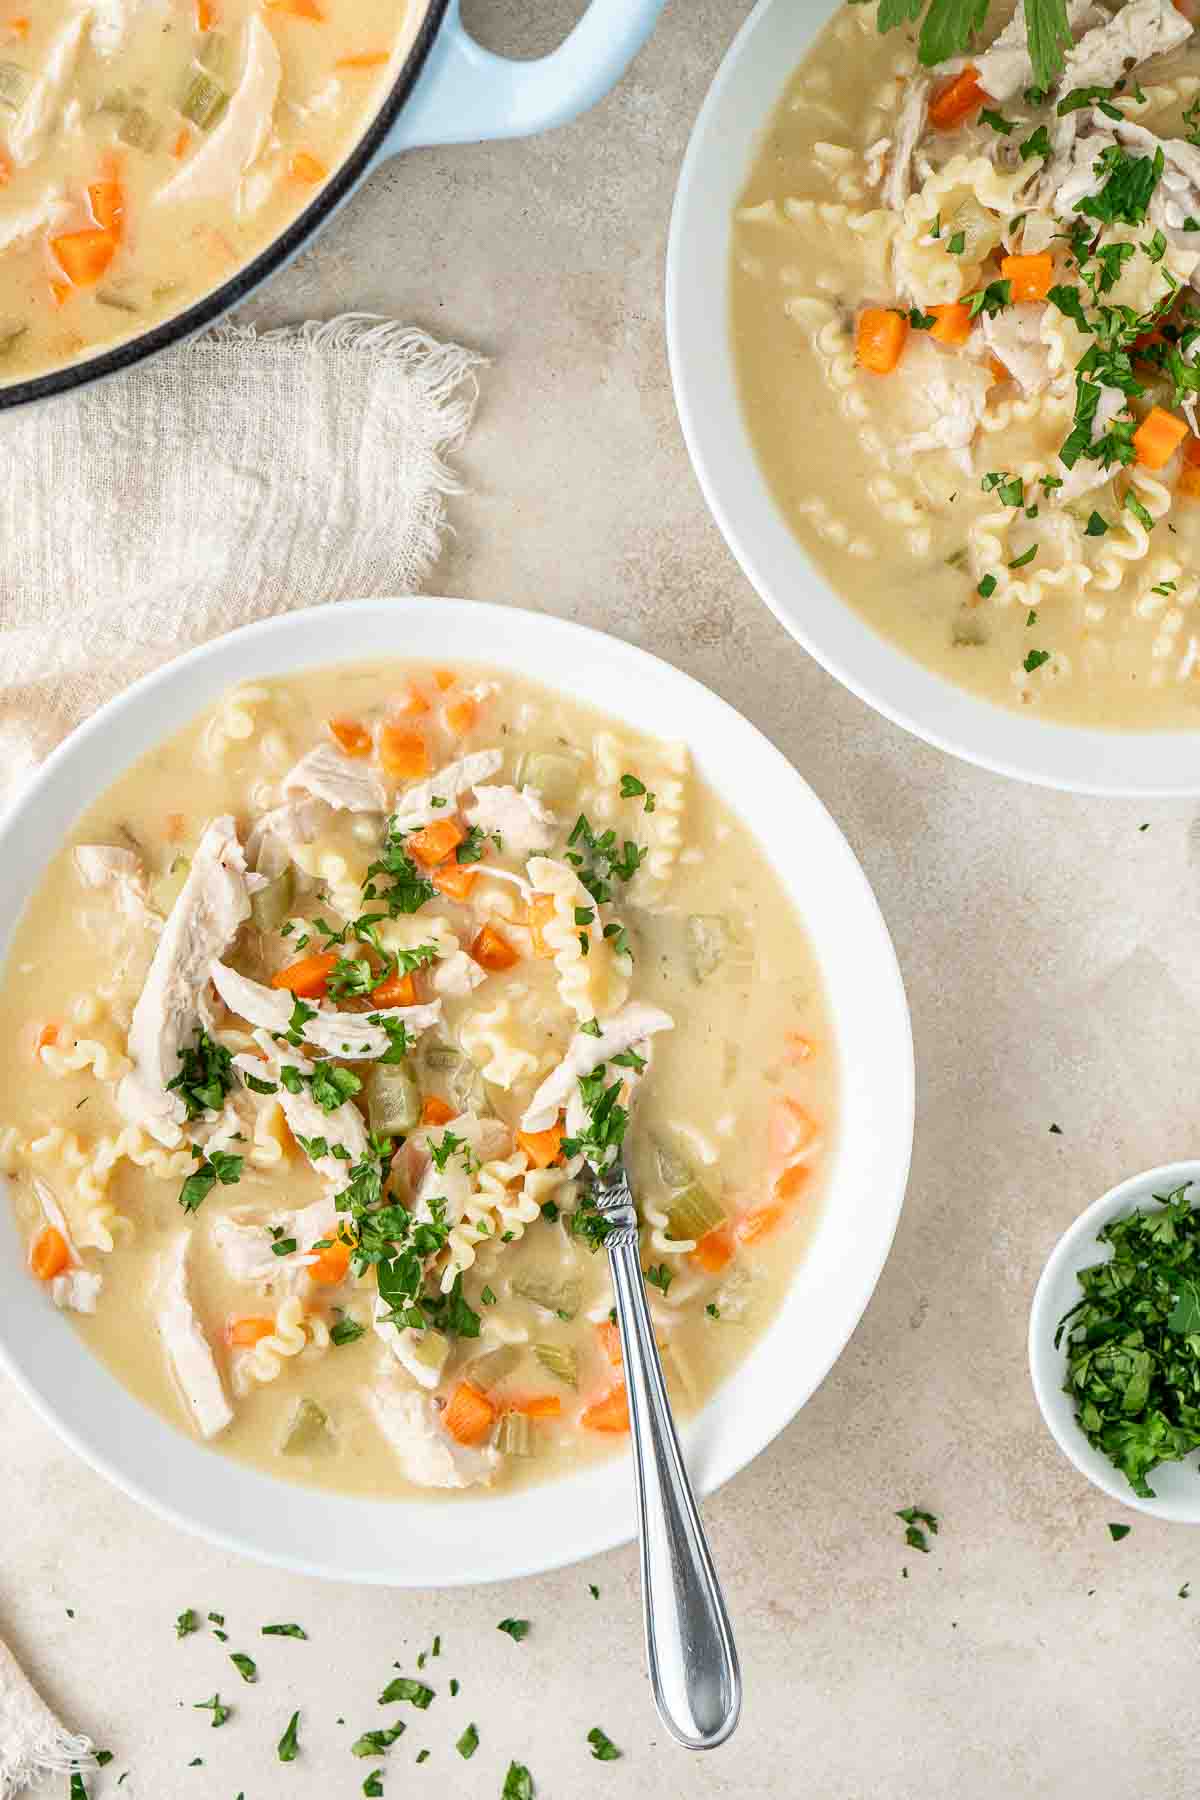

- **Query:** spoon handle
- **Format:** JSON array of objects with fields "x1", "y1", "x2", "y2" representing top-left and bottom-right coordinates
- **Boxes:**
[{"x1": 602, "y1": 1171, "x2": 742, "y2": 1750}]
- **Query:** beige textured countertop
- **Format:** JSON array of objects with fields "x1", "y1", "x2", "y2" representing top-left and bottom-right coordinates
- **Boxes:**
[{"x1": 9, "y1": 2, "x2": 1200, "y2": 1794}]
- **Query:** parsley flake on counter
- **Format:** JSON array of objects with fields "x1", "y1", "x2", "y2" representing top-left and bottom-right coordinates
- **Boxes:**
[
  {"x1": 456, "y1": 1723, "x2": 480, "y2": 1760},
  {"x1": 363, "y1": 1775, "x2": 384, "y2": 1797},
  {"x1": 497, "y1": 1617, "x2": 530, "y2": 1642},
  {"x1": 352, "y1": 1726, "x2": 405, "y2": 1757},
  {"x1": 176, "y1": 1609, "x2": 199, "y2": 1639},
  {"x1": 262, "y1": 1622, "x2": 307, "y2": 1639},
  {"x1": 587, "y1": 1726, "x2": 622, "y2": 1761},
  {"x1": 194, "y1": 1694, "x2": 231, "y2": 1727},
  {"x1": 70, "y1": 1775, "x2": 87, "y2": 1800},
  {"x1": 277, "y1": 1710, "x2": 301, "y2": 1762},
  {"x1": 589, "y1": 1583, "x2": 600, "y2": 1599},
  {"x1": 1050, "y1": 1123, "x2": 1063, "y2": 1135},
  {"x1": 1056, "y1": 1187, "x2": 1200, "y2": 1496},
  {"x1": 449, "y1": 1678, "x2": 460, "y2": 1697},
  {"x1": 416, "y1": 1749, "x2": 430, "y2": 1764},
  {"x1": 94, "y1": 1752, "x2": 113, "y2": 1767},
  {"x1": 1108, "y1": 1522, "x2": 1132, "y2": 1542},
  {"x1": 230, "y1": 1652, "x2": 257, "y2": 1683},
  {"x1": 378, "y1": 1677, "x2": 434, "y2": 1708},
  {"x1": 896, "y1": 1506, "x2": 939, "y2": 1553},
  {"x1": 503, "y1": 1763, "x2": 534, "y2": 1800},
  {"x1": 1181, "y1": 1582, "x2": 1191, "y2": 1598}
]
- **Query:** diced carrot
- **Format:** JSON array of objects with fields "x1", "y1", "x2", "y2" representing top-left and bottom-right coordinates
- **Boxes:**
[
  {"x1": 769, "y1": 1097, "x2": 818, "y2": 1162},
  {"x1": 30, "y1": 1226, "x2": 69, "y2": 1282},
  {"x1": 856, "y1": 307, "x2": 908, "y2": 375},
  {"x1": 171, "y1": 127, "x2": 191, "y2": 158},
  {"x1": 421, "y1": 1096, "x2": 455, "y2": 1126},
  {"x1": 49, "y1": 279, "x2": 70, "y2": 308},
  {"x1": 1000, "y1": 252, "x2": 1053, "y2": 303},
  {"x1": 51, "y1": 229, "x2": 116, "y2": 287},
  {"x1": 470, "y1": 923, "x2": 518, "y2": 973},
  {"x1": 432, "y1": 860, "x2": 478, "y2": 902},
  {"x1": 269, "y1": 0, "x2": 325, "y2": 15},
  {"x1": 336, "y1": 48, "x2": 388, "y2": 66},
  {"x1": 737, "y1": 1204, "x2": 785, "y2": 1246},
  {"x1": 406, "y1": 818, "x2": 464, "y2": 868},
  {"x1": 929, "y1": 64, "x2": 984, "y2": 130},
  {"x1": 1133, "y1": 404, "x2": 1190, "y2": 471},
  {"x1": 581, "y1": 1384, "x2": 630, "y2": 1433},
  {"x1": 432, "y1": 668, "x2": 456, "y2": 690},
  {"x1": 6, "y1": 16, "x2": 30, "y2": 35},
  {"x1": 443, "y1": 696, "x2": 477, "y2": 737},
  {"x1": 394, "y1": 686, "x2": 430, "y2": 716},
  {"x1": 227, "y1": 1315, "x2": 274, "y2": 1346},
  {"x1": 597, "y1": 1318, "x2": 623, "y2": 1367},
  {"x1": 928, "y1": 302, "x2": 972, "y2": 347},
  {"x1": 308, "y1": 1237, "x2": 352, "y2": 1285},
  {"x1": 196, "y1": 0, "x2": 217, "y2": 28},
  {"x1": 165, "y1": 811, "x2": 185, "y2": 840},
  {"x1": 270, "y1": 950, "x2": 337, "y2": 998},
  {"x1": 690, "y1": 1223, "x2": 735, "y2": 1274},
  {"x1": 378, "y1": 723, "x2": 429, "y2": 781},
  {"x1": 1178, "y1": 463, "x2": 1200, "y2": 499},
  {"x1": 0, "y1": 150, "x2": 11, "y2": 186},
  {"x1": 516, "y1": 1122, "x2": 564, "y2": 1169},
  {"x1": 527, "y1": 893, "x2": 557, "y2": 957},
  {"x1": 328, "y1": 715, "x2": 372, "y2": 758},
  {"x1": 988, "y1": 356, "x2": 1012, "y2": 385},
  {"x1": 289, "y1": 151, "x2": 327, "y2": 183},
  {"x1": 508, "y1": 1394, "x2": 562, "y2": 1419},
  {"x1": 370, "y1": 969, "x2": 417, "y2": 1007},
  {"x1": 441, "y1": 1380, "x2": 497, "y2": 1446},
  {"x1": 775, "y1": 1162, "x2": 811, "y2": 1206},
  {"x1": 783, "y1": 1031, "x2": 814, "y2": 1063},
  {"x1": 88, "y1": 179, "x2": 124, "y2": 237},
  {"x1": 34, "y1": 1022, "x2": 59, "y2": 1054}
]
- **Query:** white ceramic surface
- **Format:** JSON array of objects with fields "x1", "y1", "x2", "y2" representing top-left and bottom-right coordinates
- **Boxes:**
[
  {"x1": 1029, "y1": 1160, "x2": 1200, "y2": 1522},
  {"x1": 0, "y1": 596, "x2": 913, "y2": 1586},
  {"x1": 666, "y1": 0, "x2": 1200, "y2": 796}
]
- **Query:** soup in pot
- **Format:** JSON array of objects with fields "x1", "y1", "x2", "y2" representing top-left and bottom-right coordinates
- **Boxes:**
[
  {"x1": 0, "y1": 0, "x2": 424, "y2": 383},
  {"x1": 733, "y1": 0, "x2": 1200, "y2": 729},
  {"x1": 0, "y1": 663, "x2": 835, "y2": 1499}
]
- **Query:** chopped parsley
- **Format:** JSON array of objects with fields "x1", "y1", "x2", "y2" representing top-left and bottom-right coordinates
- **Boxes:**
[
  {"x1": 351, "y1": 1726, "x2": 405, "y2": 1757},
  {"x1": 277, "y1": 1711, "x2": 301, "y2": 1762},
  {"x1": 497, "y1": 1617, "x2": 530, "y2": 1642},
  {"x1": 1126, "y1": 488, "x2": 1155, "y2": 532},
  {"x1": 1023, "y1": 648, "x2": 1051, "y2": 673},
  {"x1": 565, "y1": 813, "x2": 646, "y2": 907},
  {"x1": 194, "y1": 1694, "x2": 231, "y2": 1728},
  {"x1": 1084, "y1": 511, "x2": 1110, "y2": 537},
  {"x1": 1057, "y1": 82, "x2": 1121, "y2": 120},
  {"x1": 1008, "y1": 545, "x2": 1038, "y2": 570},
  {"x1": 502, "y1": 1762, "x2": 534, "y2": 1800},
  {"x1": 1026, "y1": 609, "x2": 1037, "y2": 626},
  {"x1": 179, "y1": 1150, "x2": 242, "y2": 1213},
  {"x1": 362, "y1": 825, "x2": 436, "y2": 917},
  {"x1": 330, "y1": 1313, "x2": 366, "y2": 1346},
  {"x1": 979, "y1": 107, "x2": 1012, "y2": 134},
  {"x1": 589, "y1": 1584, "x2": 600, "y2": 1599},
  {"x1": 455, "y1": 1723, "x2": 479, "y2": 1759},
  {"x1": 946, "y1": 228, "x2": 966, "y2": 255},
  {"x1": 909, "y1": 306, "x2": 937, "y2": 330},
  {"x1": 262, "y1": 1623, "x2": 307, "y2": 1639},
  {"x1": 378, "y1": 1676, "x2": 434, "y2": 1708},
  {"x1": 976, "y1": 573, "x2": 997, "y2": 599},
  {"x1": 644, "y1": 1263, "x2": 674, "y2": 1295},
  {"x1": 176, "y1": 1609, "x2": 199, "y2": 1638},
  {"x1": 619, "y1": 772, "x2": 657, "y2": 812},
  {"x1": 456, "y1": 825, "x2": 488, "y2": 866},
  {"x1": 1108, "y1": 1522, "x2": 1132, "y2": 1542},
  {"x1": 1020, "y1": 124, "x2": 1051, "y2": 161},
  {"x1": 230, "y1": 1652, "x2": 257, "y2": 1683},
  {"x1": 561, "y1": 1066, "x2": 629, "y2": 1173},
  {"x1": 363, "y1": 1776, "x2": 384, "y2": 1798},
  {"x1": 166, "y1": 1031, "x2": 234, "y2": 1119},
  {"x1": 964, "y1": 279, "x2": 1011, "y2": 321},
  {"x1": 587, "y1": 1726, "x2": 622, "y2": 1762},
  {"x1": 1075, "y1": 145, "x2": 1164, "y2": 229},
  {"x1": 308, "y1": 1062, "x2": 363, "y2": 1113},
  {"x1": 243, "y1": 1070, "x2": 278, "y2": 1096},
  {"x1": 896, "y1": 1505, "x2": 939, "y2": 1553}
]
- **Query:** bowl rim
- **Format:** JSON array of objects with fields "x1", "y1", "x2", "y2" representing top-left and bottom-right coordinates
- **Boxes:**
[
  {"x1": 1028, "y1": 1158, "x2": 1200, "y2": 1522},
  {"x1": 665, "y1": 0, "x2": 1200, "y2": 797},
  {"x1": 0, "y1": 596, "x2": 915, "y2": 1583}
]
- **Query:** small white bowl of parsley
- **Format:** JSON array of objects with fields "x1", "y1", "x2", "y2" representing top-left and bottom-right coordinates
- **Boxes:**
[{"x1": 1030, "y1": 1161, "x2": 1200, "y2": 1522}]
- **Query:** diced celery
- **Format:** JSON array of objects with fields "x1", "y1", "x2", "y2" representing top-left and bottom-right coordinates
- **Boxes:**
[
  {"x1": 197, "y1": 31, "x2": 233, "y2": 77},
  {"x1": 0, "y1": 63, "x2": 29, "y2": 110},
  {"x1": 665, "y1": 1183, "x2": 726, "y2": 1243},
  {"x1": 533, "y1": 1342, "x2": 578, "y2": 1387},
  {"x1": 422, "y1": 1041, "x2": 462, "y2": 1072},
  {"x1": 250, "y1": 867, "x2": 295, "y2": 933},
  {"x1": 178, "y1": 68, "x2": 228, "y2": 129},
  {"x1": 515, "y1": 750, "x2": 582, "y2": 811},
  {"x1": 95, "y1": 289, "x2": 139, "y2": 314},
  {"x1": 465, "y1": 1345, "x2": 519, "y2": 1390},
  {"x1": 118, "y1": 103, "x2": 159, "y2": 149},
  {"x1": 496, "y1": 1411, "x2": 534, "y2": 1456},
  {"x1": 409, "y1": 1328, "x2": 449, "y2": 1375},
  {"x1": 281, "y1": 1397, "x2": 332, "y2": 1454},
  {"x1": 653, "y1": 1136, "x2": 693, "y2": 1192},
  {"x1": 364, "y1": 1063, "x2": 420, "y2": 1137},
  {"x1": 152, "y1": 854, "x2": 190, "y2": 915},
  {"x1": 512, "y1": 1272, "x2": 582, "y2": 1318},
  {"x1": 686, "y1": 914, "x2": 730, "y2": 983}
]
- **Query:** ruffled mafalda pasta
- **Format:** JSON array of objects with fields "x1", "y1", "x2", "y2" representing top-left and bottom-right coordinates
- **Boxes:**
[
  {"x1": 458, "y1": 990, "x2": 543, "y2": 1092},
  {"x1": 894, "y1": 157, "x2": 1029, "y2": 307},
  {"x1": 232, "y1": 1296, "x2": 331, "y2": 1397},
  {"x1": 525, "y1": 856, "x2": 632, "y2": 1022},
  {"x1": 580, "y1": 733, "x2": 691, "y2": 911}
]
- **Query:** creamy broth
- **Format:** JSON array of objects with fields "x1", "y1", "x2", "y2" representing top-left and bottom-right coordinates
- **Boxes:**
[
  {"x1": 732, "y1": 1, "x2": 1200, "y2": 730},
  {"x1": 0, "y1": 0, "x2": 423, "y2": 383},
  {"x1": 0, "y1": 663, "x2": 834, "y2": 1499}
]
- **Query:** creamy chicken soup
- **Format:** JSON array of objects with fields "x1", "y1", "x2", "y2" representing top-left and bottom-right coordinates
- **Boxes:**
[
  {"x1": 0, "y1": 0, "x2": 423, "y2": 383},
  {"x1": 0, "y1": 664, "x2": 834, "y2": 1499},
  {"x1": 733, "y1": 0, "x2": 1200, "y2": 729}
]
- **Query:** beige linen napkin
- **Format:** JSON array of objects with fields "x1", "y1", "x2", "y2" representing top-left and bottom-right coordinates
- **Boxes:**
[{"x1": 0, "y1": 313, "x2": 485, "y2": 811}]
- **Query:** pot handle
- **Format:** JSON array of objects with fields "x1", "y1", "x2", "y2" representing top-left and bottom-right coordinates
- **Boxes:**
[{"x1": 376, "y1": 0, "x2": 665, "y2": 155}]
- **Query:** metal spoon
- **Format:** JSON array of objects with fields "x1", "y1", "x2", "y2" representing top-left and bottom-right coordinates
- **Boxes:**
[{"x1": 596, "y1": 1156, "x2": 742, "y2": 1750}]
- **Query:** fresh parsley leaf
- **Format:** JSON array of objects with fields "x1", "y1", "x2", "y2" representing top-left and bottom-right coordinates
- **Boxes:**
[
  {"x1": 1020, "y1": 124, "x2": 1051, "y2": 161},
  {"x1": 587, "y1": 1727, "x2": 621, "y2": 1762},
  {"x1": 1126, "y1": 488, "x2": 1155, "y2": 531},
  {"x1": 964, "y1": 278, "x2": 1012, "y2": 320},
  {"x1": 897, "y1": 1505, "x2": 939, "y2": 1552},
  {"x1": 456, "y1": 825, "x2": 487, "y2": 866},
  {"x1": 262, "y1": 1623, "x2": 307, "y2": 1639},
  {"x1": 243, "y1": 1071, "x2": 278, "y2": 1095},
  {"x1": 277, "y1": 1710, "x2": 301, "y2": 1762},
  {"x1": 1076, "y1": 145, "x2": 1164, "y2": 229},
  {"x1": 1048, "y1": 284, "x2": 1091, "y2": 334},
  {"x1": 946, "y1": 228, "x2": 966, "y2": 255},
  {"x1": 1085, "y1": 511, "x2": 1110, "y2": 536},
  {"x1": 497, "y1": 1617, "x2": 529, "y2": 1642},
  {"x1": 644, "y1": 1263, "x2": 674, "y2": 1295},
  {"x1": 363, "y1": 1775, "x2": 384, "y2": 1797},
  {"x1": 179, "y1": 1150, "x2": 242, "y2": 1213},
  {"x1": 1026, "y1": 609, "x2": 1038, "y2": 626},
  {"x1": 1057, "y1": 82, "x2": 1120, "y2": 119},
  {"x1": 979, "y1": 107, "x2": 1012, "y2": 134},
  {"x1": 1009, "y1": 545, "x2": 1038, "y2": 569},
  {"x1": 331, "y1": 1313, "x2": 366, "y2": 1346},
  {"x1": 909, "y1": 306, "x2": 937, "y2": 329},
  {"x1": 502, "y1": 1762, "x2": 534, "y2": 1800},
  {"x1": 456, "y1": 1723, "x2": 479, "y2": 1760},
  {"x1": 1108, "y1": 1522, "x2": 1132, "y2": 1542},
  {"x1": 230, "y1": 1653, "x2": 257, "y2": 1683},
  {"x1": 194, "y1": 1694, "x2": 230, "y2": 1727},
  {"x1": 1023, "y1": 648, "x2": 1051, "y2": 672},
  {"x1": 977, "y1": 573, "x2": 997, "y2": 599},
  {"x1": 176, "y1": 1609, "x2": 199, "y2": 1638},
  {"x1": 351, "y1": 1726, "x2": 405, "y2": 1757},
  {"x1": 166, "y1": 1031, "x2": 234, "y2": 1120},
  {"x1": 308, "y1": 1062, "x2": 363, "y2": 1113},
  {"x1": 378, "y1": 1677, "x2": 434, "y2": 1708}
]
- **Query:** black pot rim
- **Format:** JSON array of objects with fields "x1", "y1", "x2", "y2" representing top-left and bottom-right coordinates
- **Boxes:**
[{"x1": 0, "y1": 0, "x2": 451, "y2": 414}]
